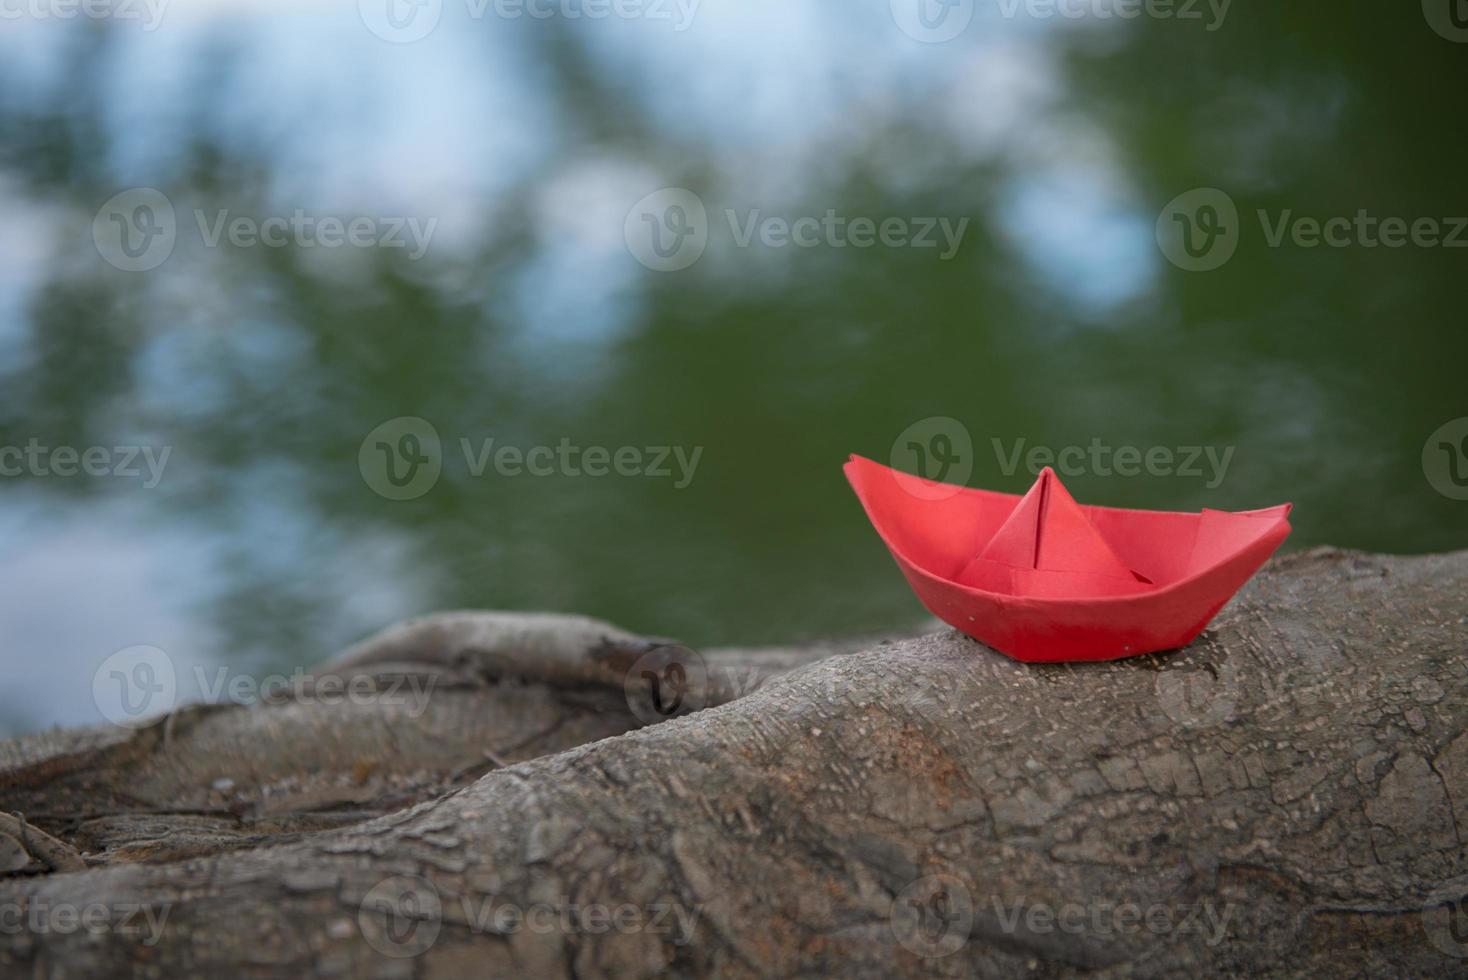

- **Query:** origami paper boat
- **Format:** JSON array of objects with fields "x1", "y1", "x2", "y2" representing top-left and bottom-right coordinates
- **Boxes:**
[{"x1": 844, "y1": 455, "x2": 1292, "y2": 662}]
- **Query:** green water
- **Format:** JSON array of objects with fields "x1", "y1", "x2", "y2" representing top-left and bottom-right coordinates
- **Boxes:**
[{"x1": 0, "y1": 2, "x2": 1464, "y2": 733}]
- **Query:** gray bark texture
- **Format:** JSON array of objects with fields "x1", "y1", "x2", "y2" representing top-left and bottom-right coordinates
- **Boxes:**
[{"x1": 2, "y1": 546, "x2": 1468, "y2": 978}]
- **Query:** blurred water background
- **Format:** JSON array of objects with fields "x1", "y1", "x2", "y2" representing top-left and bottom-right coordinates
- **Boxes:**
[{"x1": 1, "y1": 0, "x2": 1465, "y2": 734}]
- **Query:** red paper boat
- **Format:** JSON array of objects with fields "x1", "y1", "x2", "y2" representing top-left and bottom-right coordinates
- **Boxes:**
[{"x1": 844, "y1": 455, "x2": 1292, "y2": 662}]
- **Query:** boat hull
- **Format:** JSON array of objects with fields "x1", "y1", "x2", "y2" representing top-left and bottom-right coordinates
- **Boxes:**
[{"x1": 845, "y1": 455, "x2": 1292, "y2": 662}]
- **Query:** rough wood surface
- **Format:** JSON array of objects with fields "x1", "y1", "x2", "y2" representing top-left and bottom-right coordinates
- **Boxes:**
[{"x1": 2, "y1": 548, "x2": 1467, "y2": 978}]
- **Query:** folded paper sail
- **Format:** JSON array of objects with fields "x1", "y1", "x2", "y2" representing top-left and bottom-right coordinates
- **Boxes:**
[{"x1": 844, "y1": 455, "x2": 1292, "y2": 662}]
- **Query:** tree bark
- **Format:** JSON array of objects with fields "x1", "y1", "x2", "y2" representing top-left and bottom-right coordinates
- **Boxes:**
[{"x1": 2, "y1": 547, "x2": 1467, "y2": 978}]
